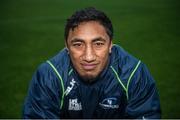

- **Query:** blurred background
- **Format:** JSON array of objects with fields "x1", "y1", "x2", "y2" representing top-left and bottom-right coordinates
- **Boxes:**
[{"x1": 0, "y1": 0, "x2": 179, "y2": 118}]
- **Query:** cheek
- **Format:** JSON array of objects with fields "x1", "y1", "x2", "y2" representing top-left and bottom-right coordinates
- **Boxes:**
[
  {"x1": 97, "y1": 48, "x2": 110, "y2": 59},
  {"x1": 70, "y1": 53, "x2": 79, "y2": 62},
  {"x1": 69, "y1": 50, "x2": 82, "y2": 65},
  {"x1": 96, "y1": 49, "x2": 110, "y2": 66}
]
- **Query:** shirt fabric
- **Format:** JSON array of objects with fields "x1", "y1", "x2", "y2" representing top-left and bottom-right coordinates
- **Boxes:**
[{"x1": 23, "y1": 44, "x2": 161, "y2": 119}]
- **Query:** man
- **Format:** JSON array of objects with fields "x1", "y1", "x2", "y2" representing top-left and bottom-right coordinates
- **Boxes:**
[{"x1": 23, "y1": 7, "x2": 161, "y2": 118}]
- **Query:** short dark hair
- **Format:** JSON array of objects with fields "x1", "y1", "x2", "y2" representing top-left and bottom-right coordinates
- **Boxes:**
[{"x1": 64, "y1": 7, "x2": 113, "y2": 41}]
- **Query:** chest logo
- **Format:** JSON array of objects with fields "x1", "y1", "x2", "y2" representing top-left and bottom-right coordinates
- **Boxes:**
[
  {"x1": 65, "y1": 78, "x2": 76, "y2": 96},
  {"x1": 99, "y1": 97, "x2": 119, "y2": 109},
  {"x1": 68, "y1": 98, "x2": 82, "y2": 111}
]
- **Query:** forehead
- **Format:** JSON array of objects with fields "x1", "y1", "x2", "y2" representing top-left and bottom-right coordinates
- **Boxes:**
[{"x1": 67, "y1": 21, "x2": 109, "y2": 41}]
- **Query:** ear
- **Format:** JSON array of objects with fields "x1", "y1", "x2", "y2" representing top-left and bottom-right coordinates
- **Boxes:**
[
  {"x1": 109, "y1": 41, "x2": 113, "y2": 53},
  {"x1": 65, "y1": 41, "x2": 69, "y2": 53},
  {"x1": 65, "y1": 42, "x2": 68, "y2": 48}
]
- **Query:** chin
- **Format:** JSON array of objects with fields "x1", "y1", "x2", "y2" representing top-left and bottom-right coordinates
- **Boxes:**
[{"x1": 80, "y1": 73, "x2": 98, "y2": 83}]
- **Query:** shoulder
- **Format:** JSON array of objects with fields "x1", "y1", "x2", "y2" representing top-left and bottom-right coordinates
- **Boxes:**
[
  {"x1": 32, "y1": 48, "x2": 70, "y2": 86},
  {"x1": 110, "y1": 44, "x2": 140, "y2": 79},
  {"x1": 48, "y1": 48, "x2": 70, "y2": 70},
  {"x1": 129, "y1": 62, "x2": 156, "y2": 86},
  {"x1": 36, "y1": 48, "x2": 69, "y2": 73},
  {"x1": 110, "y1": 44, "x2": 156, "y2": 99}
]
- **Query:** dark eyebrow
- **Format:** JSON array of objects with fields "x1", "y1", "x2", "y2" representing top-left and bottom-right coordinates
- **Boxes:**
[
  {"x1": 70, "y1": 37, "x2": 106, "y2": 44},
  {"x1": 70, "y1": 38, "x2": 84, "y2": 44},
  {"x1": 92, "y1": 37, "x2": 106, "y2": 43}
]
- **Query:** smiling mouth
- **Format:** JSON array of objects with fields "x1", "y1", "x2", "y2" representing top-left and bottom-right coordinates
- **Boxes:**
[{"x1": 81, "y1": 63, "x2": 98, "y2": 70}]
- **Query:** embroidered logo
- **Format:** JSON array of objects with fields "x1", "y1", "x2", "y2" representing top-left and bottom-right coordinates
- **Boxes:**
[
  {"x1": 68, "y1": 98, "x2": 82, "y2": 111},
  {"x1": 64, "y1": 78, "x2": 76, "y2": 96},
  {"x1": 99, "y1": 97, "x2": 119, "y2": 109}
]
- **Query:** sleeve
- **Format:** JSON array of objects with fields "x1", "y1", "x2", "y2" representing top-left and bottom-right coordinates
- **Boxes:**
[
  {"x1": 125, "y1": 62, "x2": 161, "y2": 119},
  {"x1": 22, "y1": 63, "x2": 61, "y2": 119}
]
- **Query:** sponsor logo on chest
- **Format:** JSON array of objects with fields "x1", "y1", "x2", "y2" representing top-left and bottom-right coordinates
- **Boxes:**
[
  {"x1": 68, "y1": 98, "x2": 82, "y2": 111},
  {"x1": 65, "y1": 78, "x2": 82, "y2": 111},
  {"x1": 99, "y1": 97, "x2": 119, "y2": 109}
]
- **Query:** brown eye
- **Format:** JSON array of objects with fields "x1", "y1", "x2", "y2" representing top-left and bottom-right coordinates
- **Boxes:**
[
  {"x1": 96, "y1": 43, "x2": 104, "y2": 46},
  {"x1": 73, "y1": 43, "x2": 82, "y2": 47},
  {"x1": 94, "y1": 42, "x2": 104, "y2": 47},
  {"x1": 72, "y1": 42, "x2": 84, "y2": 49}
]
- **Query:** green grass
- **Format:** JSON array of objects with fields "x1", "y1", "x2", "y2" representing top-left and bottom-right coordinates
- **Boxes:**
[{"x1": 0, "y1": 0, "x2": 180, "y2": 118}]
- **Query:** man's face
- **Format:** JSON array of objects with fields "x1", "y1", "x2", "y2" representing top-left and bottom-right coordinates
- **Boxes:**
[{"x1": 66, "y1": 21, "x2": 112, "y2": 82}]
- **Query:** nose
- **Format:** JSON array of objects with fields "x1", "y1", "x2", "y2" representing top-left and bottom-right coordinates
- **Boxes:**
[{"x1": 83, "y1": 45, "x2": 96, "y2": 62}]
